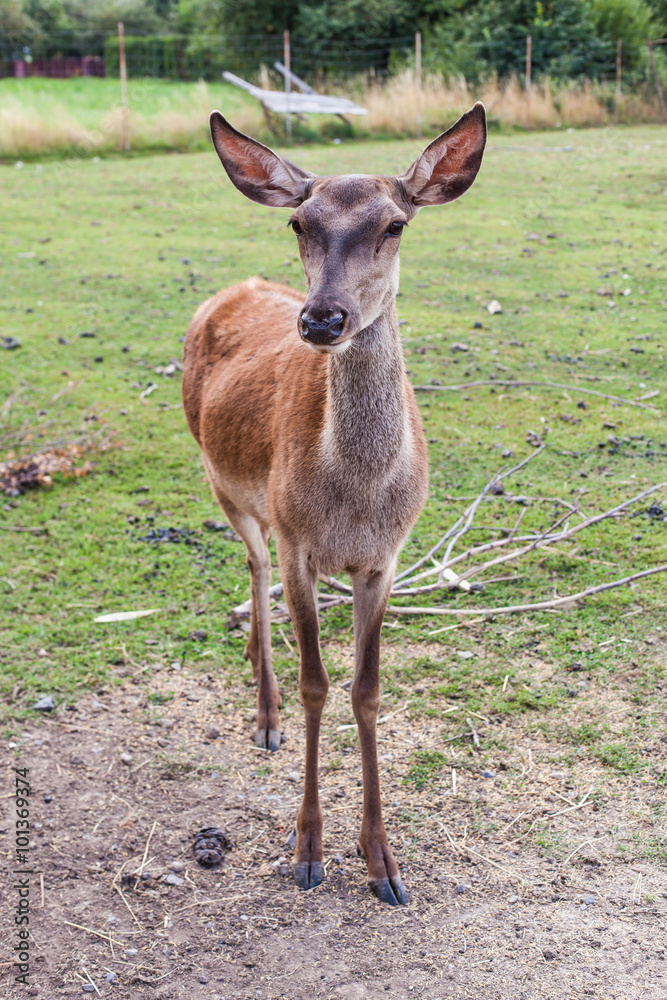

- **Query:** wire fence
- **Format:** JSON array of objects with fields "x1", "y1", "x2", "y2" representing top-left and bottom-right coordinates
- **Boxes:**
[{"x1": 0, "y1": 30, "x2": 415, "y2": 82}]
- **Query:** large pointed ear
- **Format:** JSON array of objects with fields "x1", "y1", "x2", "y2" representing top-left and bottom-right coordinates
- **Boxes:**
[
  {"x1": 399, "y1": 102, "x2": 487, "y2": 207},
  {"x1": 210, "y1": 111, "x2": 314, "y2": 208}
]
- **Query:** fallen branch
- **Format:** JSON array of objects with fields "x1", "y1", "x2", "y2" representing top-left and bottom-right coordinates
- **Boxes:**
[
  {"x1": 414, "y1": 379, "x2": 660, "y2": 410},
  {"x1": 384, "y1": 562, "x2": 667, "y2": 617},
  {"x1": 224, "y1": 446, "x2": 666, "y2": 625}
]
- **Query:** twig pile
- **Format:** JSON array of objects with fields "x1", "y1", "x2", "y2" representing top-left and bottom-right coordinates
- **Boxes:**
[{"x1": 228, "y1": 447, "x2": 667, "y2": 626}]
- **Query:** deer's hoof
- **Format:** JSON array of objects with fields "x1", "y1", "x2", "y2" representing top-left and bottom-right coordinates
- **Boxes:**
[
  {"x1": 368, "y1": 875, "x2": 408, "y2": 906},
  {"x1": 254, "y1": 728, "x2": 282, "y2": 753},
  {"x1": 294, "y1": 861, "x2": 325, "y2": 891}
]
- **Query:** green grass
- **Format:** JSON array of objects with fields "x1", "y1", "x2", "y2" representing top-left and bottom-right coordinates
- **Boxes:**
[
  {"x1": 404, "y1": 750, "x2": 447, "y2": 791},
  {"x1": 1, "y1": 126, "x2": 666, "y2": 779}
]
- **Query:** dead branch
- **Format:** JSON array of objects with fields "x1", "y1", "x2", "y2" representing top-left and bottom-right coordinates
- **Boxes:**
[
  {"x1": 414, "y1": 379, "x2": 660, "y2": 410},
  {"x1": 385, "y1": 562, "x2": 667, "y2": 617},
  {"x1": 394, "y1": 445, "x2": 545, "y2": 584}
]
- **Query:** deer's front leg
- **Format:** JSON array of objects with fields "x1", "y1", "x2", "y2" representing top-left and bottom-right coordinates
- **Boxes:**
[
  {"x1": 351, "y1": 565, "x2": 406, "y2": 906},
  {"x1": 278, "y1": 543, "x2": 329, "y2": 891}
]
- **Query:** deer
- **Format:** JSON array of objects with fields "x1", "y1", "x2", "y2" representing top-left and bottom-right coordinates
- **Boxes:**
[{"x1": 182, "y1": 103, "x2": 487, "y2": 906}]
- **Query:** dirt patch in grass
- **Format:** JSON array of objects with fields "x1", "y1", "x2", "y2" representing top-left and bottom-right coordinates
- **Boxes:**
[{"x1": 2, "y1": 643, "x2": 666, "y2": 999}]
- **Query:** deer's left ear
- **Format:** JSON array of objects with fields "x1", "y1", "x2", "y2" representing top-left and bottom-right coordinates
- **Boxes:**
[
  {"x1": 210, "y1": 111, "x2": 315, "y2": 208},
  {"x1": 399, "y1": 102, "x2": 487, "y2": 207}
]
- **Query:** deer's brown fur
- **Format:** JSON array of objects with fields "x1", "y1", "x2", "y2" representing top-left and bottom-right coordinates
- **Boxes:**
[{"x1": 182, "y1": 104, "x2": 487, "y2": 905}]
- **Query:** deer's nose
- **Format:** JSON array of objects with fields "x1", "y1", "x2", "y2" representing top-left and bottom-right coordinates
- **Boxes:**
[{"x1": 300, "y1": 310, "x2": 346, "y2": 345}]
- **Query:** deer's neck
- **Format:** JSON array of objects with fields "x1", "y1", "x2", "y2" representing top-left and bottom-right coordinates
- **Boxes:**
[{"x1": 322, "y1": 302, "x2": 409, "y2": 480}]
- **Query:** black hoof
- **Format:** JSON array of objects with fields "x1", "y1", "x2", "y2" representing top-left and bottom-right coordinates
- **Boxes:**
[
  {"x1": 254, "y1": 728, "x2": 282, "y2": 752},
  {"x1": 294, "y1": 861, "x2": 325, "y2": 890},
  {"x1": 368, "y1": 875, "x2": 408, "y2": 906},
  {"x1": 193, "y1": 827, "x2": 231, "y2": 868}
]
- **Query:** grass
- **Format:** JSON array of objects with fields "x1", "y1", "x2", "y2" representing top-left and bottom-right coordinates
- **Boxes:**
[
  {"x1": 1, "y1": 72, "x2": 664, "y2": 160},
  {"x1": 404, "y1": 750, "x2": 447, "y2": 791},
  {"x1": 1, "y1": 124, "x2": 666, "y2": 794}
]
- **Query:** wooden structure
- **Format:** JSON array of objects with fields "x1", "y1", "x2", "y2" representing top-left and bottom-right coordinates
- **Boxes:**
[{"x1": 222, "y1": 69, "x2": 367, "y2": 134}]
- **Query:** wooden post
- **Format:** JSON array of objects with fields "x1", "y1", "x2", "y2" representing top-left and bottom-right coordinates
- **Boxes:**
[
  {"x1": 615, "y1": 39, "x2": 622, "y2": 123},
  {"x1": 284, "y1": 29, "x2": 292, "y2": 143},
  {"x1": 415, "y1": 30, "x2": 422, "y2": 139},
  {"x1": 525, "y1": 34, "x2": 531, "y2": 91},
  {"x1": 647, "y1": 39, "x2": 667, "y2": 124},
  {"x1": 118, "y1": 21, "x2": 129, "y2": 151}
]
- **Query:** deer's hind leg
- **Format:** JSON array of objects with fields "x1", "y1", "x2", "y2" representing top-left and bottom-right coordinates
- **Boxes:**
[{"x1": 209, "y1": 487, "x2": 281, "y2": 752}]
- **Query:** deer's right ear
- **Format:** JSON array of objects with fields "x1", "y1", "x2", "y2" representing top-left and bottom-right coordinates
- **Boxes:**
[
  {"x1": 210, "y1": 112, "x2": 313, "y2": 208},
  {"x1": 399, "y1": 102, "x2": 487, "y2": 207}
]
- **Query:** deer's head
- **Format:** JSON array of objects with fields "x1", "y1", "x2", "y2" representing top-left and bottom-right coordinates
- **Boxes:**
[{"x1": 210, "y1": 104, "x2": 487, "y2": 354}]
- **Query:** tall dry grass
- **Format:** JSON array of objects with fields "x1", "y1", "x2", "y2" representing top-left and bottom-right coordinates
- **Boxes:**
[
  {"x1": 356, "y1": 69, "x2": 661, "y2": 135},
  {"x1": 0, "y1": 72, "x2": 662, "y2": 159},
  {"x1": 0, "y1": 80, "x2": 263, "y2": 159}
]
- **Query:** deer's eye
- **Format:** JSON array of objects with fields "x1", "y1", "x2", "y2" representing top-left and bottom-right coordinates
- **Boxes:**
[
  {"x1": 291, "y1": 219, "x2": 303, "y2": 235},
  {"x1": 387, "y1": 221, "x2": 406, "y2": 237}
]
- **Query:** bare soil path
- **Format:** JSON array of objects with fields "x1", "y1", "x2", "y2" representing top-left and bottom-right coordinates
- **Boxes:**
[{"x1": 1, "y1": 648, "x2": 666, "y2": 1000}]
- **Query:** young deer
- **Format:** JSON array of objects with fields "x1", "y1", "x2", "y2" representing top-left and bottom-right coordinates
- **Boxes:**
[{"x1": 182, "y1": 104, "x2": 487, "y2": 905}]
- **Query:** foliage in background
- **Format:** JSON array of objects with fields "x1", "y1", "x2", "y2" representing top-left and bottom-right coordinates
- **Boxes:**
[
  {"x1": 424, "y1": 0, "x2": 658, "y2": 83},
  {"x1": 1, "y1": 0, "x2": 665, "y2": 83}
]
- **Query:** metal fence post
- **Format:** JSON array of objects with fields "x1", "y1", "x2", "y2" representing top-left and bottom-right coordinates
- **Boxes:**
[
  {"x1": 415, "y1": 31, "x2": 422, "y2": 139},
  {"x1": 118, "y1": 21, "x2": 129, "y2": 151},
  {"x1": 284, "y1": 30, "x2": 292, "y2": 143},
  {"x1": 615, "y1": 39, "x2": 622, "y2": 123},
  {"x1": 647, "y1": 39, "x2": 667, "y2": 124}
]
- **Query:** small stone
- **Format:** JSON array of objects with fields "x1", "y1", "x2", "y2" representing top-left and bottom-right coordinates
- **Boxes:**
[
  {"x1": 451, "y1": 342, "x2": 469, "y2": 353},
  {"x1": 487, "y1": 300, "x2": 502, "y2": 314},
  {"x1": 456, "y1": 650, "x2": 474, "y2": 660},
  {"x1": 169, "y1": 861, "x2": 184, "y2": 873},
  {"x1": 508, "y1": 894, "x2": 519, "y2": 903},
  {"x1": 287, "y1": 770, "x2": 300, "y2": 782},
  {"x1": 584, "y1": 894, "x2": 596, "y2": 905},
  {"x1": 1, "y1": 336, "x2": 21, "y2": 350},
  {"x1": 105, "y1": 972, "x2": 117, "y2": 983},
  {"x1": 125, "y1": 947, "x2": 138, "y2": 956},
  {"x1": 473, "y1": 321, "x2": 483, "y2": 329},
  {"x1": 82, "y1": 986, "x2": 95, "y2": 994},
  {"x1": 33, "y1": 695, "x2": 55, "y2": 712},
  {"x1": 43, "y1": 791, "x2": 53, "y2": 803},
  {"x1": 285, "y1": 829, "x2": 298, "y2": 850},
  {"x1": 456, "y1": 884, "x2": 467, "y2": 894},
  {"x1": 335, "y1": 853, "x2": 344, "y2": 864},
  {"x1": 542, "y1": 947, "x2": 557, "y2": 960},
  {"x1": 278, "y1": 863, "x2": 291, "y2": 877},
  {"x1": 199, "y1": 975, "x2": 209, "y2": 984},
  {"x1": 482, "y1": 770, "x2": 495, "y2": 779},
  {"x1": 165, "y1": 873, "x2": 183, "y2": 886},
  {"x1": 119, "y1": 752, "x2": 133, "y2": 765}
]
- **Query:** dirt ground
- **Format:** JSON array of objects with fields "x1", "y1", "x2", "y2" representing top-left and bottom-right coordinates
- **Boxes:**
[{"x1": 2, "y1": 644, "x2": 666, "y2": 1000}]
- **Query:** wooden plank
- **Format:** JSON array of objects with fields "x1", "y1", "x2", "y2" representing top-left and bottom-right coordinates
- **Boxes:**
[
  {"x1": 274, "y1": 61, "x2": 316, "y2": 95},
  {"x1": 223, "y1": 70, "x2": 367, "y2": 116}
]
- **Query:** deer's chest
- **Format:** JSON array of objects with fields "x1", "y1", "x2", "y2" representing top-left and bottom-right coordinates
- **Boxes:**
[{"x1": 269, "y1": 446, "x2": 427, "y2": 575}]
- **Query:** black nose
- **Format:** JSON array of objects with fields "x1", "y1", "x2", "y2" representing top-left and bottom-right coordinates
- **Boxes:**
[{"x1": 300, "y1": 311, "x2": 346, "y2": 345}]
